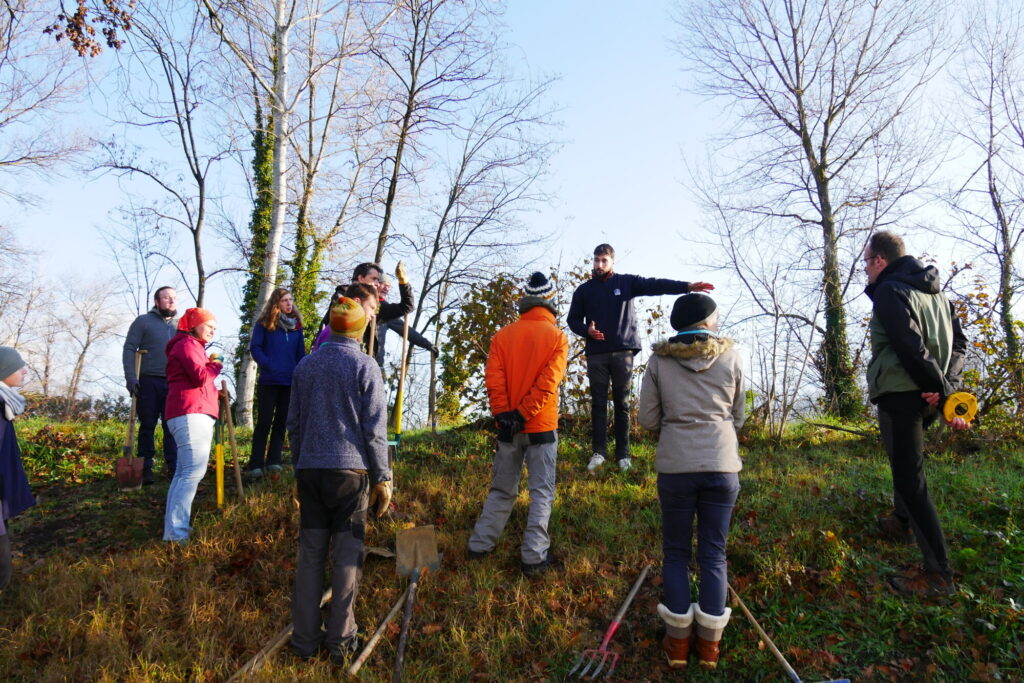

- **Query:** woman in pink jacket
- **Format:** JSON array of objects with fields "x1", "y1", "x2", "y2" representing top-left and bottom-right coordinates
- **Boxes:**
[{"x1": 163, "y1": 308, "x2": 222, "y2": 542}]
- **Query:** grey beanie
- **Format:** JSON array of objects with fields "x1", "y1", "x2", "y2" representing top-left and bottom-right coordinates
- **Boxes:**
[{"x1": 0, "y1": 346, "x2": 26, "y2": 380}]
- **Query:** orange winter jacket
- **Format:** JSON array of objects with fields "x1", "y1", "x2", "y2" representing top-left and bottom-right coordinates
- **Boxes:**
[{"x1": 485, "y1": 305, "x2": 568, "y2": 433}]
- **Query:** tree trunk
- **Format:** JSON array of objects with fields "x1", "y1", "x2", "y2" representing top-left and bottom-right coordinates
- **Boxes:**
[
  {"x1": 374, "y1": 90, "x2": 416, "y2": 263},
  {"x1": 239, "y1": 1, "x2": 290, "y2": 428}
]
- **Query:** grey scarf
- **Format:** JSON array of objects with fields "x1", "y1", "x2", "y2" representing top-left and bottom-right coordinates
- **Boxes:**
[
  {"x1": 0, "y1": 383, "x2": 25, "y2": 420},
  {"x1": 278, "y1": 312, "x2": 298, "y2": 331}
]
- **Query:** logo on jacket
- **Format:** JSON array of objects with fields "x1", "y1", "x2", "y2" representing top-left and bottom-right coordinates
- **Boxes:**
[{"x1": 614, "y1": 288, "x2": 621, "y2": 296}]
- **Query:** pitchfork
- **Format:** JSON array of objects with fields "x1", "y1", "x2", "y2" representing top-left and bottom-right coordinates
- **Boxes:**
[{"x1": 568, "y1": 564, "x2": 651, "y2": 679}]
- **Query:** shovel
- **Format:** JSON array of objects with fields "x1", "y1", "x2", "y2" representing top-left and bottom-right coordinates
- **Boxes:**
[
  {"x1": 392, "y1": 525, "x2": 440, "y2": 683},
  {"x1": 116, "y1": 349, "x2": 146, "y2": 490}
]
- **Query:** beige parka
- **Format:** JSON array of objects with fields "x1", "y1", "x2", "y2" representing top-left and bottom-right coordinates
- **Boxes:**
[{"x1": 637, "y1": 334, "x2": 745, "y2": 474}]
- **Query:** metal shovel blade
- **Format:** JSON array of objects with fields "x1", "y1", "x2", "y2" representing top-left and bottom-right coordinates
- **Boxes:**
[{"x1": 396, "y1": 525, "x2": 440, "y2": 577}]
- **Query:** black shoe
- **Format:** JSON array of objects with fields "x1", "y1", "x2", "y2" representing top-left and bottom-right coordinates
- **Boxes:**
[
  {"x1": 467, "y1": 546, "x2": 492, "y2": 560},
  {"x1": 521, "y1": 550, "x2": 560, "y2": 578},
  {"x1": 289, "y1": 642, "x2": 322, "y2": 660},
  {"x1": 328, "y1": 635, "x2": 362, "y2": 666}
]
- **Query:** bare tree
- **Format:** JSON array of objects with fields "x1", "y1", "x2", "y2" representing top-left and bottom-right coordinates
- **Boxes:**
[
  {"x1": 59, "y1": 280, "x2": 123, "y2": 415},
  {"x1": 96, "y1": 0, "x2": 232, "y2": 307},
  {"x1": 408, "y1": 80, "x2": 556, "y2": 424},
  {"x1": 368, "y1": 0, "x2": 499, "y2": 263},
  {"x1": 677, "y1": 0, "x2": 948, "y2": 417},
  {"x1": 0, "y1": 4, "x2": 86, "y2": 199},
  {"x1": 944, "y1": 3, "x2": 1024, "y2": 407},
  {"x1": 199, "y1": 0, "x2": 396, "y2": 425}
]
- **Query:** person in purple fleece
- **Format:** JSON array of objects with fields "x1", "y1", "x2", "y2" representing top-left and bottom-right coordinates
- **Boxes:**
[
  {"x1": 287, "y1": 296, "x2": 392, "y2": 665},
  {"x1": 0, "y1": 346, "x2": 35, "y2": 592}
]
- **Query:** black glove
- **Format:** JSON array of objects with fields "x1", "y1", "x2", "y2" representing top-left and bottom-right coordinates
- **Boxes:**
[
  {"x1": 494, "y1": 410, "x2": 526, "y2": 442},
  {"x1": 126, "y1": 379, "x2": 140, "y2": 396},
  {"x1": 430, "y1": 345, "x2": 440, "y2": 358}
]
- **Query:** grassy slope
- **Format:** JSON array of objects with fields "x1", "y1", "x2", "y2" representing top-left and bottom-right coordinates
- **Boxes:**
[{"x1": 0, "y1": 419, "x2": 1022, "y2": 681}]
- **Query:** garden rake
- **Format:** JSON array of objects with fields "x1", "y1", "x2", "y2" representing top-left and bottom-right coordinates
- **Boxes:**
[{"x1": 568, "y1": 563, "x2": 651, "y2": 679}]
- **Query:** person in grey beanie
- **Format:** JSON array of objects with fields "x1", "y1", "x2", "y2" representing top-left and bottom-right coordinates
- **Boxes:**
[
  {"x1": 122, "y1": 286, "x2": 179, "y2": 484},
  {"x1": 0, "y1": 347, "x2": 36, "y2": 592}
]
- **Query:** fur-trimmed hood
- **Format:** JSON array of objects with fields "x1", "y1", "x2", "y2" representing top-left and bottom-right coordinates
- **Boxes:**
[{"x1": 652, "y1": 335, "x2": 736, "y2": 372}]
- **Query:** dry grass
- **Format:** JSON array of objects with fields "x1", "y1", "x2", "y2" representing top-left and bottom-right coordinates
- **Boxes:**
[{"x1": 1, "y1": 422, "x2": 1022, "y2": 681}]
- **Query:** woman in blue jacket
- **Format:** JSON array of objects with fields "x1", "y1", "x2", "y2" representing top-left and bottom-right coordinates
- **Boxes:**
[{"x1": 248, "y1": 288, "x2": 306, "y2": 477}]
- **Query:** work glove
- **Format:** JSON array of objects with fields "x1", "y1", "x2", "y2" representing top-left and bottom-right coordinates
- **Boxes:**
[
  {"x1": 369, "y1": 479, "x2": 393, "y2": 518},
  {"x1": 126, "y1": 379, "x2": 140, "y2": 396},
  {"x1": 429, "y1": 345, "x2": 440, "y2": 358},
  {"x1": 495, "y1": 410, "x2": 526, "y2": 442},
  {"x1": 395, "y1": 261, "x2": 409, "y2": 285}
]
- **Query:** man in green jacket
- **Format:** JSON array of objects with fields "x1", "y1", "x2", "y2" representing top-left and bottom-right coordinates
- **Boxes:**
[{"x1": 863, "y1": 231, "x2": 968, "y2": 596}]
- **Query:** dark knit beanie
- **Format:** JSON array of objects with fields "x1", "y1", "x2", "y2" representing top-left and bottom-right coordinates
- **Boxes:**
[
  {"x1": 0, "y1": 346, "x2": 26, "y2": 380},
  {"x1": 670, "y1": 293, "x2": 718, "y2": 331},
  {"x1": 523, "y1": 272, "x2": 556, "y2": 300}
]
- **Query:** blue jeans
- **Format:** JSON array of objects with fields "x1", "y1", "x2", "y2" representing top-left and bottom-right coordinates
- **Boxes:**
[
  {"x1": 658, "y1": 472, "x2": 740, "y2": 616},
  {"x1": 163, "y1": 414, "x2": 215, "y2": 541}
]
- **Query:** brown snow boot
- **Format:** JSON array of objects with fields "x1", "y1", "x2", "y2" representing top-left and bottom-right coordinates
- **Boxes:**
[
  {"x1": 657, "y1": 603, "x2": 694, "y2": 669},
  {"x1": 694, "y1": 604, "x2": 731, "y2": 669}
]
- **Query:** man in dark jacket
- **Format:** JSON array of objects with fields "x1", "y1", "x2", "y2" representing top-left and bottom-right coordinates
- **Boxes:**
[
  {"x1": 288, "y1": 296, "x2": 392, "y2": 664},
  {"x1": 122, "y1": 286, "x2": 179, "y2": 484},
  {"x1": 863, "y1": 231, "x2": 968, "y2": 596},
  {"x1": 567, "y1": 244, "x2": 713, "y2": 472}
]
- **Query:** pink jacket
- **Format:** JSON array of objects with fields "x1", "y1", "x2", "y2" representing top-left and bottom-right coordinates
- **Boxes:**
[{"x1": 165, "y1": 333, "x2": 221, "y2": 420}]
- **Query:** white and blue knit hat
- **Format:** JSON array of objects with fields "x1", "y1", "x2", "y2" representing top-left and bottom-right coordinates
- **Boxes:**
[{"x1": 523, "y1": 272, "x2": 556, "y2": 300}]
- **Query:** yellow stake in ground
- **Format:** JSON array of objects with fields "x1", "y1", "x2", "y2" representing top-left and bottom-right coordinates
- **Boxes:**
[{"x1": 216, "y1": 441, "x2": 225, "y2": 508}]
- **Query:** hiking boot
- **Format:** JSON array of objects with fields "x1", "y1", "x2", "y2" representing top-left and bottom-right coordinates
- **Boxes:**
[
  {"x1": 521, "y1": 550, "x2": 560, "y2": 578},
  {"x1": 694, "y1": 604, "x2": 731, "y2": 669},
  {"x1": 587, "y1": 454, "x2": 606, "y2": 472},
  {"x1": 889, "y1": 568, "x2": 956, "y2": 596},
  {"x1": 466, "y1": 546, "x2": 492, "y2": 560},
  {"x1": 618, "y1": 457, "x2": 632, "y2": 471},
  {"x1": 658, "y1": 603, "x2": 694, "y2": 669},
  {"x1": 328, "y1": 634, "x2": 362, "y2": 666},
  {"x1": 877, "y1": 515, "x2": 914, "y2": 544},
  {"x1": 267, "y1": 464, "x2": 283, "y2": 474}
]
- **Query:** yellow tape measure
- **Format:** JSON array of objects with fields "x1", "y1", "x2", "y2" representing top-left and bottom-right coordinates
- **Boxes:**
[{"x1": 943, "y1": 392, "x2": 978, "y2": 424}]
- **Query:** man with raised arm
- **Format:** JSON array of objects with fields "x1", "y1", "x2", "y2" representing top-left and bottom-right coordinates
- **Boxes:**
[{"x1": 567, "y1": 244, "x2": 714, "y2": 472}]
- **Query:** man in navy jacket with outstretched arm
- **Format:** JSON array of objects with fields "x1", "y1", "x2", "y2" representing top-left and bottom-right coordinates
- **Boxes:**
[{"x1": 567, "y1": 243, "x2": 713, "y2": 472}]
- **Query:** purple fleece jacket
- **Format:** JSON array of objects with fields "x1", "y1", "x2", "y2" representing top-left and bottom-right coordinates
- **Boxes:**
[{"x1": 286, "y1": 335, "x2": 391, "y2": 483}]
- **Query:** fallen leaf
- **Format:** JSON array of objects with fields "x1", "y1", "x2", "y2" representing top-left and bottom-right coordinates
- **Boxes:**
[{"x1": 422, "y1": 623, "x2": 443, "y2": 635}]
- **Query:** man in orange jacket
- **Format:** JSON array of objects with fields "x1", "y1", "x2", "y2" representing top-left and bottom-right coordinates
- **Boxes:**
[{"x1": 467, "y1": 272, "x2": 569, "y2": 577}]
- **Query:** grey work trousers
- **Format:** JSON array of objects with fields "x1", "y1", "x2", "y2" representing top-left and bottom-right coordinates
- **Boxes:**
[
  {"x1": 468, "y1": 432, "x2": 557, "y2": 565},
  {"x1": 291, "y1": 469, "x2": 367, "y2": 657}
]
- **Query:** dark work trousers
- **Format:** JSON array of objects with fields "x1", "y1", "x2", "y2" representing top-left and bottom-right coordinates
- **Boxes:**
[
  {"x1": 658, "y1": 472, "x2": 740, "y2": 616},
  {"x1": 586, "y1": 350, "x2": 635, "y2": 459},
  {"x1": 291, "y1": 468, "x2": 368, "y2": 657},
  {"x1": 249, "y1": 384, "x2": 291, "y2": 469},
  {"x1": 137, "y1": 375, "x2": 176, "y2": 476},
  {"x1": 877, "y1": 392, "x2": 951, "y2": 575}
]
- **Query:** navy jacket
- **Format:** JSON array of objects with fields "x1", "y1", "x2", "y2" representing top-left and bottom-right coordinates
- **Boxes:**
[
  {"x1": 0, "y1": 409, "x2": 35, "y2": 521},
  {"x1": 250, "y1": 323, "x2": 307, "y2": 386},
  {"x1": 568, "y1": 273, "x2": 691, "y2": 355}
]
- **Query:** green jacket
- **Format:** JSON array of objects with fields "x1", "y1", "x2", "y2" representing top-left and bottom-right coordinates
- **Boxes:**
[{"x1": 865, "y1": 256, "x2": 966, "y2": 403}]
